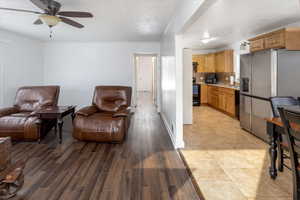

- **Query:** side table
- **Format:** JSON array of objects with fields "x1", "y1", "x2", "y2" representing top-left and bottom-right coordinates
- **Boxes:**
[{"x1": 35, "y1": 106, "x2": 76, "y2": 143}]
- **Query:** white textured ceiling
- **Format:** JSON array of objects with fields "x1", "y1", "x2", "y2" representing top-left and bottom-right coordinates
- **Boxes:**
[
  {"x1": 0, "y1": 0, "x2": 180, "y2": 41},
  {"x1": 183, "y1": 0, "x2": 300, "y2": 49}
]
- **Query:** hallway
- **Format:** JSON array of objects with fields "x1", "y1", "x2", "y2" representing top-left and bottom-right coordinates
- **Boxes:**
[
  {"x1": 182, "y1": 106, "x2": 292, "y2": 200},
  {"x1": 11, "y1": 92, "x2": 199, "y2": 200}
]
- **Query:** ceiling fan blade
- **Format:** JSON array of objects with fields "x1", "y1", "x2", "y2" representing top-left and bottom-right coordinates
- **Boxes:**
[
  {"x1": 58, "y1": 11, "x2": 93, "y2": 18},
  {"x1": 30, "y1": 0, "x2": 49, "y2": 10},
  {"x1": 33, "y1": 18, "x2": 43, "y2": 25},
  {"x1": 59, "y1": 17, "x2": 84, "y2": 28},
  {"x1": 0, "y1": 7, "x2": 42, "y2": 14}
]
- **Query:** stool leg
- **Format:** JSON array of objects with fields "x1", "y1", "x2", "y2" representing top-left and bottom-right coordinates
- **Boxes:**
[{"x1": 278, "y1": 141, "x2": 284, "y2": 172}]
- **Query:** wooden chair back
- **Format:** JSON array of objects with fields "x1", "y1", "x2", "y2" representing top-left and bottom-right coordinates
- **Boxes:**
[{"x1": 278, "y1": 107, "x2": 300, "y2": 200}]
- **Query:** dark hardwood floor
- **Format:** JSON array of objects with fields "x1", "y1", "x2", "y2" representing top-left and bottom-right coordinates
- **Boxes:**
[{"x1": 11, "y1": 92, "x2": 199, "y2": 200}]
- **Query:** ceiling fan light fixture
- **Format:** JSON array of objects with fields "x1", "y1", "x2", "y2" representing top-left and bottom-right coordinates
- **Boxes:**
[{"x1": 39, "y1": 14, "x2": 61, "y2": 27}]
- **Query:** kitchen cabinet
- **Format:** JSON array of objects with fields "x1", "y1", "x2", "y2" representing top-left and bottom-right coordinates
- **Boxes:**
[
  {"x1": 207, "y1": 85, "x2": 237, "y2": 117},
  {"x1": 192, "y1": 55, "x2": 206, "y2": 72},
  {"x1": 249, "y1": 39, "x2": 265, "y2": 52},
  {"x1": 215, "y1": 52, "x2": 224, "y2": 72},
  {"x1": 215, "y1": 50, "x2": 234, "y2": 73},
  {"x1": 224, "y1": 50, "x2": 234, "y2": 73},
  {"x1": 207, "y1": 85, "x2": 218, "y2": 107},
  {"x1": 264, "y1": 31, "x2": 285, "y2": 49},
  {"x1": 249, "y1": 28, "x2": 300, "y2": 52},
  {"x1": 205, "y1": 53, "x2": 216, "y2": 72},
  {"x1": 193, "y1": 49, "x2": 233, "y2": 73},
  {"x1": 200, "y1": 84, "x2": 208, "y2": 104},
  {"x1": 218, "y1": 91, "x2": 226, "y2": 111},
  {"x1": 198, "y1": 55, "x2": 206, "y2": 72},
  {"x1": 225, "y1": 93, "x2": 235, "y2": 115}
]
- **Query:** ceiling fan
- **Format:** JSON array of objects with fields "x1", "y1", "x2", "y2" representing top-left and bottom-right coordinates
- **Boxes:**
[{"x1": 0, "y1": 0, "x2": 93, "y2": 29}]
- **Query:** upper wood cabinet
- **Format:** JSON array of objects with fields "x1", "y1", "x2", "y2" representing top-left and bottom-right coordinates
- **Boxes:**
[
  {"x1": 264, "y1": 31, "x2": 285, "y2": 49},
  {"x1": 215, "y1": 50, "x2": 234, "y2": 73},
  {"x1": 205, "y1": 53, "x2": 216, "y2": 73},
  {"x1": 249, "y1": 28, "x2": 300, "y2": 52},
  {"x1": 192, "y1": 49, "x2": 233, "y2": 73},
  {"x1": 249, "y1": 39, "x2": 265, "y2": 52},
  {"x1": 192, "y1": 55, "x2": 205, "y2": 72},
  {"x1": 215, "y1": 52, "x2": 224, "y2": 72}
]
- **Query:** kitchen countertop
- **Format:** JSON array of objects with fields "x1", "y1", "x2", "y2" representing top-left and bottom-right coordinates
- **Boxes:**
[{"x1": 197, "y1": 82, "x2": 240, "y2": 91}]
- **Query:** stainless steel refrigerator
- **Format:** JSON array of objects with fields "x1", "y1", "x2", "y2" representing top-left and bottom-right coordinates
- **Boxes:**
[{"x1": 240, "y1": 49, "x2": 300, "y2": 142}]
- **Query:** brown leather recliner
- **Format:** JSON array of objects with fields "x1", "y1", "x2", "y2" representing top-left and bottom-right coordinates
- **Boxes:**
[
  {"x1": 73, "y1": 86, "x2": 132, "y2": 143},
  {"x1": 0, "y1": 86, "x2": 60, "y2": 141}
]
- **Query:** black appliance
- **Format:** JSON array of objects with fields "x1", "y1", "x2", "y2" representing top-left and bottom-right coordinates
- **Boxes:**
[
  {"x1": 205, "y1": 73, "x2": 217, "y2": 84},
  {"x1": 193, "y1": 84, "x2": 201, "y2": 106},
  {"x1": 193, "y1": 62, "x2": 198, "y2": 73}
]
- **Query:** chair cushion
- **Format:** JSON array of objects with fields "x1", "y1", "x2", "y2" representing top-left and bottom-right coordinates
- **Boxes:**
[
  {"x1": 0, "y1": 114, "x2": 40, "y2": 140},
  {"x1": 75, "y1": 113, "x2": 124, "y2": 133},
  {"x1": 14, "y1": 86, "x2": 60, "y2": 112},
  {"x1": 0, "y1": 116, "x2": 27, "y2": 132},
  {"x1": 92, "y1": 86, "x2": 131, "y2": 112}
]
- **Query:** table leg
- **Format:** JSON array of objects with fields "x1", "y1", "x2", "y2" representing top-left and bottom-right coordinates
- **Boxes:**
[
  {"x1": 35, "y1": 120, "x2": 42, "y2": 144},
  {"x1": 54, "y1": 122, "x2": 57, "y2": 136},
  {"x1": 58, "y1": 118, "x2": 64, "y2": 144},
  {"x1": 267, "y1": 122, "x2": 278, "y2": 179}
]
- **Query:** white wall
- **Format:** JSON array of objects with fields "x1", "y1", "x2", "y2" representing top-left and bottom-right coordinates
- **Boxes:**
[
  {"x1": 137, "y1": 56, "x2": 154, "y2": 92},
  {"x1": 160, "y1": 0, "x2": 214, "y2": 148},
  {"x1": 183, "y1": 48, "x2": 193, "y2": 124},
  {"x1": 43, "y1": 42, "x2": 160, "y2": 108},
  {"x1": 0, "y1": 30, "x2": 44, "y2": 108}
]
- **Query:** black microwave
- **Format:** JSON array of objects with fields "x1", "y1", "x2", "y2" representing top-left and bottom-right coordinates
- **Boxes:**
[{"x1": 205, "y1": 73, "x2": 217, "y2": 84}]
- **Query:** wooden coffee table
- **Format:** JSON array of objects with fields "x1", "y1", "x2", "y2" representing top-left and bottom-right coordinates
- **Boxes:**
[{"x1": 35, "y1": 106, "x2": 76, "y2": 143}]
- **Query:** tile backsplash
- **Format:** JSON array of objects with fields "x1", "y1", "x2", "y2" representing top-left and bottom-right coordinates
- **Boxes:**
[{"x1": 195, "y1": 72, "x2": 236, "y2": 85}]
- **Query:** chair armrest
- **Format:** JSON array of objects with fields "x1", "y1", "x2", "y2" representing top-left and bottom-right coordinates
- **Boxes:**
[
  {"x1": 0, "y1": 107, "x2": 19, "y2": 118},
  {"x1": 76, "y1": 106, "x2": 98, "y2": 117},
  {"x1": 27, "y1": 111, "x2": 38, "y2": 118},
  {"x1": 113, "y1": 106, "x2": 133, "y2": 118},
  {"x1": 28, "y1": 106, "x2": 53, "y2": 118}
]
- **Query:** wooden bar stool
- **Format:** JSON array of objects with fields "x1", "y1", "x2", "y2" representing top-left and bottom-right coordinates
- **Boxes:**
[
  {"x1": 270, "y1": 97, "x2": 299, "y2": 172},
  {"x1": 278, "y1": 107, "x2": 300, "y2": 200}
]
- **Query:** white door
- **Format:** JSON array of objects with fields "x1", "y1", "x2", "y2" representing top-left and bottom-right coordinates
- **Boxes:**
[
  {"x1": 137, "y1": 56, "x2": 154, "y2": 92},
  {"x1": 152, "y1": 57, "x2": 157, "y2": 104}
]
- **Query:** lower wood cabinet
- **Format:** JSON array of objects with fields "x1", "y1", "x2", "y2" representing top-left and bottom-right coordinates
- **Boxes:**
[
  {"x1": 218, "y1": 92, "x2": 226, "y2": 111},
  {"x1": 207, "y1": 85, "x2": 237, "y2": 117},
  {"x1": 210, "y1": 94, "x2": 219, "y2": 108},
  {"x1": 200, "y1": 84, "x2": 208, "y2": 104},
  {"x1": 225, "y1": 93, "x2": 235, "y2": 115}
]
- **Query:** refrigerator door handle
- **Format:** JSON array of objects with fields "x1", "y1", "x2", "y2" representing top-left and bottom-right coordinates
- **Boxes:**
[{"x1": 240, "y1": 93, "x2": 270, "y2": 102}]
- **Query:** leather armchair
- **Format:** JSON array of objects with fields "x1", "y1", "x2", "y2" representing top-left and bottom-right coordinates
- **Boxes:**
[
  {"x1": 73, "y1": 86, "x2": 132, "y2": 143},
  {"x1": 0, "y1": 86, "x2": 60, "y2": 140}
]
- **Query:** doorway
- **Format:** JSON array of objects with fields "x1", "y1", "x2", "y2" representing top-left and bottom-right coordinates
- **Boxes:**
[{"x1": 134, "y1": 54, "x2": 158, "y2": 109}]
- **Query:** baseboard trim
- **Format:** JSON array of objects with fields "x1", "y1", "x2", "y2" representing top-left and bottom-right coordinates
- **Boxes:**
[{"x1": 160, "y1": 112, "x2": 176, "y2": 148}]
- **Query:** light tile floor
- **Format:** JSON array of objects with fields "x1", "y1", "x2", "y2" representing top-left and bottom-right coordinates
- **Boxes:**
[{"x1": 181, "y1": 106, "x2": 293, "y2": 200}]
